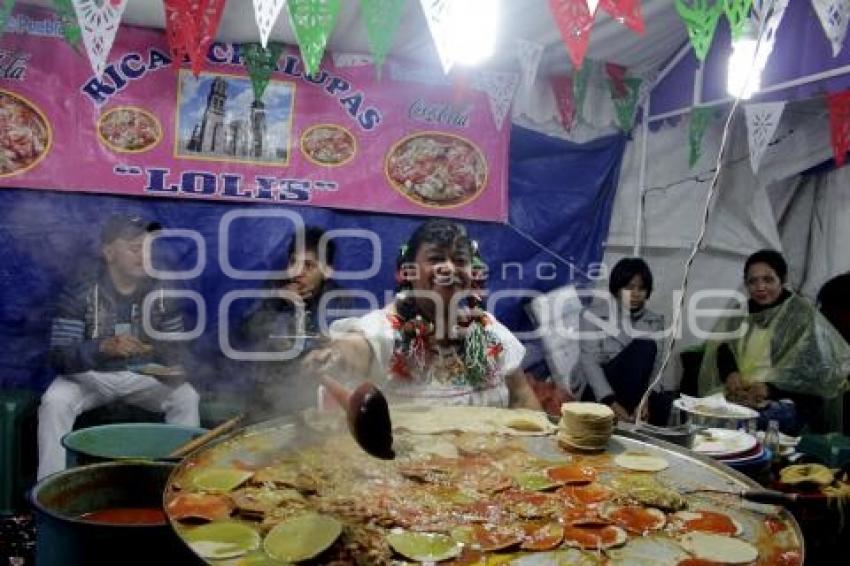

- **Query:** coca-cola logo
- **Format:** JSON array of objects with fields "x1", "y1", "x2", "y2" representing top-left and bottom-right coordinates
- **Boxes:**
[
  {"x1": 0, "y1": 49, "x2": 29, "y2": 81},
  {"x1": 408, "y1": 98, "x2": 471, "y2": 128}
]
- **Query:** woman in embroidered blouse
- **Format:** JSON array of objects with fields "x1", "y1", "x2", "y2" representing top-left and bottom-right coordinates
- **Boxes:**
[{"x1": 313, "y1": 218, "x2": 540, "y2": 409}]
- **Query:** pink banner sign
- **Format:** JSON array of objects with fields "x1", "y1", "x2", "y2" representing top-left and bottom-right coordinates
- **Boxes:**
[{"x1": 0, "y1": 6, "x2": 509, "y2": 222}]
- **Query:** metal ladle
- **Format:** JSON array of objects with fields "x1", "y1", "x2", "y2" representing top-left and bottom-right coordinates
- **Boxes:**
[
  {"x1": 686, "y1": 488, "x2": 828, "y2": 506},
  {"x1": 318, "y1": 374, "x2": 395, "y2": 460}
]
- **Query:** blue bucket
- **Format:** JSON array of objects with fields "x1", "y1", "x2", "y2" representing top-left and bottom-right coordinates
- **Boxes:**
[{"x1": 61, "y1": 423, "x2": 206, "y2": 468}]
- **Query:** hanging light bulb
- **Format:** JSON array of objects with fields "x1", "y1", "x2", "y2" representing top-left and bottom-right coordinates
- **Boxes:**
[
  {"x1": 448, "y1": 0, "x2": 500, "y2": 66},
  {"x1": 727, "y1": 19, "x2": 761, "y2": 99}
]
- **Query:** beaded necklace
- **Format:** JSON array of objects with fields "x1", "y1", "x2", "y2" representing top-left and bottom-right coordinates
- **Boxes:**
[{"x1": 388, "y1": 292, "x2": 492, "y2": 387}]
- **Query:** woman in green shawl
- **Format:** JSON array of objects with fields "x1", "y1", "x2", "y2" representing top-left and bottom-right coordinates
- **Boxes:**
[{"x1": 698, "y1": 250, "x2": 850, "y2": 432}]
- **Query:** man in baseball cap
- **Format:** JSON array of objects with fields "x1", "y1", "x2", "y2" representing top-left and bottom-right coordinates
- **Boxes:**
[
  {"x1": 100, "y1": 213, "x2": 161, "y2": 245},
  {"x1": 37, "y1": 213, "x2": 199, "y2": 479}
]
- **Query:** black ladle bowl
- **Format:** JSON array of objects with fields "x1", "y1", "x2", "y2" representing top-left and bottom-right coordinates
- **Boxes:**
[{"x1": 319, "y1": 375, "x2": 395, "y2": 460}]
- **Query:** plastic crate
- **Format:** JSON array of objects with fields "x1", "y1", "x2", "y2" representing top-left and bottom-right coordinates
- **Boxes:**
[{"x1": 0, "y1": 389, "x2": 38, "y2": 515}]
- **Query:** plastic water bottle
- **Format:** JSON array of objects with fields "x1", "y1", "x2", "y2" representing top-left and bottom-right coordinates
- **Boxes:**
[
  {"x1": 765, "y1": 419, "x2": 781, "y2": 464},
  {"x1": 668, "y1": 404, "x2": 682, "y2": 427}
]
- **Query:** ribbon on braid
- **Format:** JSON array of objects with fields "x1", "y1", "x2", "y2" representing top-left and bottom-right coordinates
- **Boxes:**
[
  {"x1": 464, "y1": 318, "x2": 489, "y2": 386},
  {"x1": 405, "y1": 315, "x2": 434, "y2": 369},
  {"x1": 391, "y1": 237, "x2": 494, "y2": 385}
]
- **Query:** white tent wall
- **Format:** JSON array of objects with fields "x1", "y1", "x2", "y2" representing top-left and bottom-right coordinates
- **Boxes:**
[
  {"x1": 511, "y1": 65, "x2": 621, "y2": 143},
  {"x1": 600, "y1": 97, "x2": 847, "y2": 390}
]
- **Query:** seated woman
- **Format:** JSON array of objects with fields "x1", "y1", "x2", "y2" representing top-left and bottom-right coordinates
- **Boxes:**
[
  {"x1": 308, "y1": 218, "x2": 540, "y2": 409},
  {"x1": 573, "y1": 257, "x2": 666, "y2": 423},
  {"x1": 698, "y1": 250, "x2": 850, "y2": 433}
]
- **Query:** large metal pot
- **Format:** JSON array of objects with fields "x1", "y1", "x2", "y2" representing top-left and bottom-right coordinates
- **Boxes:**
[{"x1": 30, "y1": 461, "x2": 201, "y2": 566}]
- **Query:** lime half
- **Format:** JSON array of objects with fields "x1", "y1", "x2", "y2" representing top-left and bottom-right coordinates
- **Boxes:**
[
  {"x1": 184, "y1": 521, "x2": 261, "y2": 560},
  {"x1": 263, "y1": 513, "x2": 342, "y2": 562},
  {"x1": 450, "y1": 525, "x2": 475, "y2": 544},
  {"x1": 514, "y1": 472, "x2": 561, "y2": 491},
  {"x1": 235, "y1": 551, "x2": 291, "y2": 565},
  {"x1": 387, "y1": 531, "x2": 462, "y2": 562},
  {"x1": 190, "y1": 468, "x2": 254, "y2": 493}
]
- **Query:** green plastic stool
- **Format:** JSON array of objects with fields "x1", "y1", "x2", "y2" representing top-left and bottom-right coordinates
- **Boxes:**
[{"x1": 0, "y1": 388, "x2": 38, "y2": 514}]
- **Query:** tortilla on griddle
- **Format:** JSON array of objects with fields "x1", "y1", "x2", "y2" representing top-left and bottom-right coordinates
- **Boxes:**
[
  {"x1": 614, "y1": 451, "x2": 669, "y2": 472},
  {"x1": 679, "y1": 532, "x2": 758, "y2": 564},
  {"x1": 391, "y1": 405, "x2": 556, "y2": 436}
]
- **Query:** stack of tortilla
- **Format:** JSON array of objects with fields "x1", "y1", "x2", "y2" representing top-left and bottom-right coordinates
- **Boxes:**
[{"x1": 558, "y1": 402, "x2": 614, "y2": 450}]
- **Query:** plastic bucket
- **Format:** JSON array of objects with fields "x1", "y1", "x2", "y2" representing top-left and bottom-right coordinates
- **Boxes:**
[
  {"x1": 61, "y1": 423, "x2": 206, "y2": 468},
  {"x1": 30, "y1": 461, "x2": 200, "y2": 565}
]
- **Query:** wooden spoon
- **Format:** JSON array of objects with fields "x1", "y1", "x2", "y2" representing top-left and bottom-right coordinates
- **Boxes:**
[
  {"x1": 168, "y1": 413, "x2": 245, "y2": 459},
  {"x1": 319, "y1": 375, "x2": 395, "y2": 460}
]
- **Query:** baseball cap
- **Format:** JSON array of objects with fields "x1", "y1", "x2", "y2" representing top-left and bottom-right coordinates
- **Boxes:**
[{"x1": 100, "y1": 214, "x2": 161, "y2": 244}]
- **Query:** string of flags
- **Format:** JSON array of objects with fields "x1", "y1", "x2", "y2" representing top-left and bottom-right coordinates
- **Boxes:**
[
  {"x1": 12, "y1": 0, "x2": 641, "y2": 106},
  {"x1": 52, "y1": 0, "x2": 82, "y2": 47},
  {"x1": 751, "y1": 0, "x2": 788, "y2": 71},
  {"x1": 253, "y1": 0, "x2": 286, "y2": 49},
  {"x1": 674, "y1": 0, "x2": 724, "y2": 62},
  {"x1": 550, "y1": 75, "x2": 577, "y2": 132},
  {"x1": 286, "y1": 0, "x2": 341, "y2": 77},
  {"x1": 0, "y1": 0, "x2": 15, "y2": 40},
  {"x1": 744, "y1": 101, "x2": 784, "y2": 172},
  {"x1": 826, "y1": 91, "x2": 850, "y2": 167},
  {"x1": 0, "y1": 1, "x2": 843, "y2": 91},
  {"x1": 419, "y1": 0, "x2": 456, "y2": 75},
  {"x1": 360, "y1": 0, "x2": 407, "y2": 77},
  {"x1": 688, "y1": 106, "x2": 714, "y2": 167},
  {"x1": 72, "y1": 0, "x2": 128, "y2": 79},
  {"x1": 689, "y1": 91, "x2": 850, "y2": 172},
  {"x1": 53, "y1": 0, "x2": 834, "y2": 89},
  {"x1": 0, "y1": 0, "x2": 848, "y2": 161},
  {"x1": 243, "y1": 42, "x2": 285, "y2": 100},
  {"x1": 812, "y1": 0, "x2": 850, "y2": 57},
  {"x1": 163, "y1": 0, "x2": 227, "y2": 78}
]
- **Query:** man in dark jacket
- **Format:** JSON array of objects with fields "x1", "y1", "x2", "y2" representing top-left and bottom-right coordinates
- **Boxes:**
[
  {"x1": 238, "y1": 226, "x2": 348, "y2": 421},
  {"x1": 37, "y1": 214, "x2": 199, "y2": 479}
]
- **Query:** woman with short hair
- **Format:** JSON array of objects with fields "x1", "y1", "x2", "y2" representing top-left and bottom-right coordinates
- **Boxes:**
[{"x1": 573, "y1": 257, "x2": 666, "y2": 423}]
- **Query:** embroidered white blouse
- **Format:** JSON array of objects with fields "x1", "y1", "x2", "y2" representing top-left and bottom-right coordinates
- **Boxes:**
[{"x1": 330, "y1": 306, "x2": 525, "y2": 407}]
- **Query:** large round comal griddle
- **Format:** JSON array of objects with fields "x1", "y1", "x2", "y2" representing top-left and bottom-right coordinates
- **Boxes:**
[{"x1": 163, "y1": 408, "x2": 804, "y2": 565}]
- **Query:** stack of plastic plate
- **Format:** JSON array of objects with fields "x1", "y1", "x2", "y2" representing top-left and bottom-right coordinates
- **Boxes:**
[{"x1": 691, "y1": 429, "x2": 768, "y2": 469}]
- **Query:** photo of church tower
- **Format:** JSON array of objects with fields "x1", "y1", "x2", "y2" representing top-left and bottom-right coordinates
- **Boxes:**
[
  {"x1": 187, "y1": 77, "x2": 227, "y2": 153},
  {"x1": 176, "y1": 71, "x2": 294, "y2": 165}
]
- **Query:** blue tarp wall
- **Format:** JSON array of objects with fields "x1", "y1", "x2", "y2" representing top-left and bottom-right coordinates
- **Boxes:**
[{"x1": 0, "y1": 126, "x2": 625, "y2": 391}]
